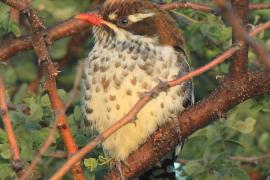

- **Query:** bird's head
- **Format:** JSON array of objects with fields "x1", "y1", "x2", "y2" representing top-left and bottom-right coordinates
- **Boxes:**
[{"x1": 75, "y1": 0, "x2": 184, "y2": 47}]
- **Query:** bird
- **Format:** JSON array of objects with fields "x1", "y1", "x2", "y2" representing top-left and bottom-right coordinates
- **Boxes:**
[{"x1": 76, "y1": 0, "x2": 193, "y2": 179}]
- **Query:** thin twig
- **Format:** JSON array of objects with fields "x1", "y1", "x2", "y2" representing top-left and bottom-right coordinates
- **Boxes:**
[
  {"x1": 161, "y1": 2, "x2": 215, "y2": 14},
  {"x1": 0, "y1": 76, "x2": 24, "y2": 174},
  {"x1": 177, "y1": 153, "x2": 270, "y2": 165},
  {"x1": 249, "y1": 3, "x2": 270, "y2": 10},
  {"x1": 64, "y1": 62, "x2": 84, "y2": 110},
  {"x1": 230, "y1": 154, "x2": 270, "y2": 164},
  {"x1": 44, "y1": 151, "x2": 67, "y2": 159},
  {"x1": 161, "y1": 2, "x2": 270, "y2": 15}
]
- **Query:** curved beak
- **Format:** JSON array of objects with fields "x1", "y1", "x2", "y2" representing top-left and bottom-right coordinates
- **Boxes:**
[{"x1": 75, "y1": 13, "x2": 103, "y2": 26}]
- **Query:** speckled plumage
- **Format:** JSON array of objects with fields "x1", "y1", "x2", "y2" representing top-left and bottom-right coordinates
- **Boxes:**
[{"x1": 82, "y1": 0, "x2": 193, "y2": 170}]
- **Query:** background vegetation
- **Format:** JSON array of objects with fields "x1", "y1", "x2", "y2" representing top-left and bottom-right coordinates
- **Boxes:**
[{"x1": 0, "y1": 0, "x2": 269, "y2": 179}]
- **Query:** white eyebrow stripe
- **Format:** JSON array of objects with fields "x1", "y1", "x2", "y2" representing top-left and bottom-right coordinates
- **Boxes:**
[{"x1": 128, "y1": 12, "x2": 155, "y2": 23}]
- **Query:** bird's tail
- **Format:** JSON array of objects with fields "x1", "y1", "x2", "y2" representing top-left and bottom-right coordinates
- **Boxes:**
[{"x1": 137, "y1": 152, "x2": 176, "y2": 180}]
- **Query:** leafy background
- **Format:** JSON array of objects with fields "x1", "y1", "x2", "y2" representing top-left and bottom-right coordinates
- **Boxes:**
[{"x1": 0, "y1": 0, "x2": 270, "y2": 179}]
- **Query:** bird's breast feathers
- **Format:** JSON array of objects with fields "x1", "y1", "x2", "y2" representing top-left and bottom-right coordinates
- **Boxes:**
[{"x1": 83, "y1": 35, "x2": 189, "y2": 160}]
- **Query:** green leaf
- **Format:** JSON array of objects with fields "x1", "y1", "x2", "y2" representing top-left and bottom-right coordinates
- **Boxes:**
[
  {"x1": 84, "y1": 158, "x2": 98, "y2": 172},
  {"x1": 234, "y1": 117, "x2": 256, "y2": 134},
  {"x1": 224, "y1": 139, "x2": 245, "y2": 148},
  {"x1": 74, "y1": 106, "x2": 82, "y2": 122},
  {"x1": 32, "y1": 128, "x2": 52, "y2": 148},
  {"x1": 0, "y1": 129, "x2": 7, "y2": 143},
  {"x1": 0, "y1": 144, "x2": 11, "y2": 159},
  {"x1": 9, "y1": 21, "x2": 21, "y2": 36},
  {"x1": 183, "y1": 161, "x2": 204, "y2": 175},
  {"x1": 14, "y1": 61, "x2": 36, "y2": 82},
  {"x1": 29, "y1": 101, "x2": 43, "y2": 122},
  {"x1": 58, "y1": 89, "x2": 68, "y2": 102},
  {"x1": 0, "y1": 163, "x2": 16, "y2": 179},
  {"x1": 13, "y1": 84, "x2": 28, "y2": 104},
  {"x1": 20, "y1": 137, "x2": 34, "y2": 160},
  {"x1": 258, "y1": 132, "x2": 270, "y2": 151},
  {"x1": 40, "y1": 94, "x2": 51, "y2": 107},
  {"x1": 230, "y1": 168, "x2": 249, "y2": 180}
]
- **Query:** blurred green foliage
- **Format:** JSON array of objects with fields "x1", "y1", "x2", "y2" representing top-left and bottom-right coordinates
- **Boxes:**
[{"x1": 0, "y1": 0, "x2": 270, "y2": 179}]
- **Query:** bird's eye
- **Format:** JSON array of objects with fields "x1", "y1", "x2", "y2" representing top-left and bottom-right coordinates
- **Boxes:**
[{"x1": 117, "y1": 17, "x2": 129, "y2": 27}]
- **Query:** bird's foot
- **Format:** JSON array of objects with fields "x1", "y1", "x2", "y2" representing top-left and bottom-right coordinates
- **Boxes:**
[
  {"x1": 174, "y1": 119, "x2": 183, "y2": 144},
  {"x1": 130, "y1": 115, "x2": 138, "y2": 127},
  {"x1": 111, "y1": 159, "x2": 131, "y2": 180}
]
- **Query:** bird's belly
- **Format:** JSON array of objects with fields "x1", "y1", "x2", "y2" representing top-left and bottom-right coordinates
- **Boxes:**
[{"x1": 84, "y1": 47, "x2": 185, "y2": 160}]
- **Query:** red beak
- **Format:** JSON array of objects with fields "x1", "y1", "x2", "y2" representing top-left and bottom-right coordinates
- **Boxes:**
[{"x1": 75, "y1": 13, "x2": 103, "y2": 26}]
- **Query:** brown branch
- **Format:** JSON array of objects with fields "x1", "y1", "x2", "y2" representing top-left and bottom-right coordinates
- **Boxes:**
[
  {"x1": 1, "y1": 0, "x2": 28, "y2": 11},
  {"x1": 44, "y1": 151, "x2": 67, "y2": 159},
  {"x1": 160, "y1": 2, "x2": 215, "y2": 14},
  {"x1": 230, "y1": 153, "x2": 270, "y2": 164},
  {"x1": 178, "y1": 153, "x2": 270, "y2": 165},
  {"x1": 161, "y1": 2, "x2": 270, "y2": 15},
  {"x1": 64, "y1": 62, "x2": 84, "y2": 110},
  {"x1": 10, "y1": 7, "x2": 20, "y2": 23},
  {"x1": 249, "y1": 3, "x2": 270, "y2": 10},
  {"x1": 25, "y1": 7, "x2": 85, "y2": 180},
  {"x1": 215, "y1": 0, "x2": 270, "y2": 71},
  {"x1": 0, "y1": 18, "x2": 90, "y2": 61},
  {"x1": 0, "y1": 76, "x2": 24, "y2": 175},
  {"x1": 50, "y1": 19, "x2": 270, "y2": 179},
  {"x1": 229, "y1": 0, "x2": 249, "y2": 75}
]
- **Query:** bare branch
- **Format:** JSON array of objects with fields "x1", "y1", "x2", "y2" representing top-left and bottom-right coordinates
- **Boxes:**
[
  {"x1": 178, "y1": 153, "x2": 270, "y2": 165},
  {"x1": 0, "y1": 76, "x2": 24, "y2": 175},
  {"x1": 249, "y1": 3, "x2": 270, "y2": 10},
  {"x1": 161, "y1": 2, "x2": 215, "y2": 14},
  {"x1": 65, "y1": 62, "x2": 84, "y2": 110}
]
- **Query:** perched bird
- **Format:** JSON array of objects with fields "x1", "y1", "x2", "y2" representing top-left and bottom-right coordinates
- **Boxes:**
[{"x1": 76, "y1": 0, "x2": 193, "y2": 179}]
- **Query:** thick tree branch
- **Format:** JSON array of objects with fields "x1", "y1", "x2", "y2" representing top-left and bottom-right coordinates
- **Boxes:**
[
  {"x1": 0, "y1": 18, "x2": 90, "y2": 61},
  {"x1": 106, "y1": 71, "x2": 270, "y2": 179}
]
